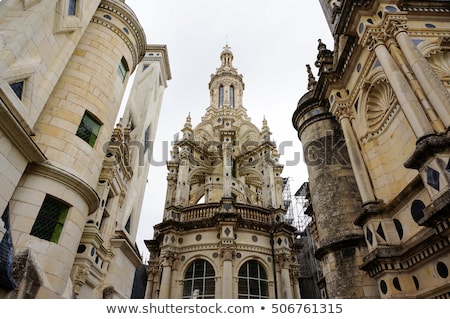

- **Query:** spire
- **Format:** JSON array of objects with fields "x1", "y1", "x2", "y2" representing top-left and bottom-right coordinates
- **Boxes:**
[
  {"x1": 181, "y1": 112, "x2": 193, "y2": 140},
  {"x1": 261, "y1": 116, "x2": 272, "y2": 141},
  {"x1": 213, "y1": 44, "x2": 239, "y2": 76},
  {"x1": 184, "y1": 112, "x2": 192, "y2": 129},
  {"x1": 315, "y1": 38, "x2": 334, "y2": 75},
  {"x1": 209, "y1": 45, "x2": 245, "y2": 109}
]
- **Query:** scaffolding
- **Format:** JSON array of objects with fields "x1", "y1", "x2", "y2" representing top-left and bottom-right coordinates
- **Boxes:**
[{"x1": 282, "y1": 177, "x2": 311, "y2": 232}]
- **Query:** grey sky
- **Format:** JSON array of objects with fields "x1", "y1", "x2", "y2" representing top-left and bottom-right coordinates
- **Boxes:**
[{"x1": 122, "y1": 0, "x2": 334, "y2": 260}]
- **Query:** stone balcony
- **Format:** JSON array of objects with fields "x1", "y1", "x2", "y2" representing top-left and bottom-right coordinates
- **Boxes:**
[{"x1": 157, "y1": 200, "x2": 296, "y2": 235}]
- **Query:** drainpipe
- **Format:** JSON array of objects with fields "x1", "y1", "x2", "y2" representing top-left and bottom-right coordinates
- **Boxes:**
[{"x1": 270, "y1": 232, "x2": 278, "y2": 299}]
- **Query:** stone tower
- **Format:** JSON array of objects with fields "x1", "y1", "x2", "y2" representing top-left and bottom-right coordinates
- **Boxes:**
[
  {"x1": 293, "y1": 0, "x2": 450, "y2": 299},
  {"x1": 293, "y1": 64, "x2": 377, "y2": 298},
  {"x1": 146, "y1": 46, "x2": 300, "y2": 299},
  {"x1": 0, "y1": 1, "x2": 170, "y2": 298}
]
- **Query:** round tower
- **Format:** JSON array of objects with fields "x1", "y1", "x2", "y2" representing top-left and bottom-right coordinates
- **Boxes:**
[
  {"x1": 7, "y1": 0, "x2": 146, "y2": 298},
  {"x1": 33, "y1": 0, "x2": 146, "y2": 188},
  {"x1": 292, "y1": 88, "x2": 369, "y2": 298}
]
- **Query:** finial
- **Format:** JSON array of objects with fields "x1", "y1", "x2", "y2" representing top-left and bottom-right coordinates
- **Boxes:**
[
  {"x1": 318, "y1": 39, "x2": 327, "y2": 51},
  {"x1": 184, "y1": 112, "x2": 192, "y2": 129},
  {"x1": 306, "y1": 64, "x2": 317, "y2": 91},
  {"x1": 262, "y1": 116, "x2": 269, "y2": 129}
]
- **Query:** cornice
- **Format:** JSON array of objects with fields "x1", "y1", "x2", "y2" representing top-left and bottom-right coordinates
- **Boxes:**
[
  {"x1": 0, "y1": 94, "x2": 46, "y2": 162},
  {"x1": 110, "y1": 231, "x2": 143, "y2": 267},
  {"x1": 28, "y1": 162, "x2": 99, "y2": 214},
  {"x1": 360, "y1": 231, "x2": 450, "y2": 278},
  {"x1": 93, "y1": 0, "x2": 147, "y2": 70}
]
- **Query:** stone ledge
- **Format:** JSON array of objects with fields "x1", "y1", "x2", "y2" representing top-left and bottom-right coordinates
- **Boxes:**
[{"x1": 404, "y1": 131, "x2": 450, "y2": 170}]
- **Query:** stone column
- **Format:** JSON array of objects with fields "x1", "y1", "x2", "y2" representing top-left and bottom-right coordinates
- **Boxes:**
[
  {"x1": 221, "y1": 247, "x2": 234, "y2": 298},
  {"x1": 391, "y1": 21, "x2": 450, "y2": 128},
  {"x1": 174, "y1": 146, "x2": 190, "y2": 206},
  {"x1": 261, "y1": 154, "x2": 277, "y2": 208},
  {"x1": 276, "y1": 254, "x2": 293, "y2": 299},
  {"x1": 337, "y1": 106, "x2": 376, "y2": 204},
  {"x1": 145, "y1": 265, "x2": 157, "y2": 299},
  {"x1": 291, "y1": 270, "x2": 301, "y2": 299},
  {"x1": 369, "y1": 34, "x2": 434, "y2": 138},
  {"x1": 158, "y1": 252, "x2": 176, "y2": 299}
]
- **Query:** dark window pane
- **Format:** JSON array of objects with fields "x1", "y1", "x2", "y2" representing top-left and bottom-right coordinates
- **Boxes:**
[
  {"x1": 117, "y1": 57, "x2": 129, "y2": 82},
  {"x1": 260, "y1": 267, "x2": 267, "y2": 280},
  {"x1": 219, "y1": 85, "x2": 224, "y2": 106},
  {"x1": 238, "y1": 278, "x2": 247, "y2": 294},
  {"x1": 183, "y1": 259, "x2": 215, "y2": 299},
  {"x1": 238, "y1": 264, "x2": 247, "y2": 276},
  {"x1": 249, "y1": 278, "x2": 259, "y2": 295},
  {"x1": 10, "y1": 81, "x2": 24, "y2": 100},
  {"x1": 204, "y1": 278, "x2": 215, "y2": 295},
  {"x1": 185, "y1": 265, "x2": 193, "y2": 278},
  {"x1": 125, "y1": 215, "x2": 131, "y2": 233},
  {"x1": 237, "y1": 260, "x2": 269, "y2": 298},
  {"x1": 76, "y1": 112, "x2": 101, "y2": 147},
  {"x1": 183, "y1": 279, "x2": 193, "y2": 297},
  {"x1": 248, "y1": 261, "x2": 259, "y2": 278},
  {"x1": 205, "y1": 262, "x2": 215, "y2": 276},
  {"x1": 30, "y1": 195, "x2": 69, "y2": 243},
  {"x1": 68, "y1": 0, "x2": 76, "y2": 15},
  {"x1": 260, "y1": 280, "x2": 268, "y2": 296},
  {"x1": 194, "y1": 262, "x2": 205, "y2": 277}
]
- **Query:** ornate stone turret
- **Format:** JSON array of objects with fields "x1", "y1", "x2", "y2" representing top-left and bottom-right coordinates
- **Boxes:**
[{"x1": 146, "y1": 46, "x2": 299, "y2": 299}]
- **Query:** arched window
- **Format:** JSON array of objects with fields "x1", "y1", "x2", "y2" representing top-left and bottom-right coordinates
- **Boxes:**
[
  {"x1": 219, "y1": 85, "x2": 224, "y2": 107},
  {"x1": 183, "y1": 259, "x2": 215, "y2": 299},
  {"x1": 238, "y1": 260, "x2": 269, "y2": 299},
  {"x1": 230, "y1": 85, "x2": 235, "y2": 107}
]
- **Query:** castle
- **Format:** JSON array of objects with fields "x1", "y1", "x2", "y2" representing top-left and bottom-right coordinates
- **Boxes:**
[
  {"x1": 293, "y1": 0, "x2": 450, "y2": 298},
  {"x1": 1, "y1": 0, "x2": 449, "y2": 299},
  {"x1": 0, "y1": 0, "x2": 170, "y2": 298}
]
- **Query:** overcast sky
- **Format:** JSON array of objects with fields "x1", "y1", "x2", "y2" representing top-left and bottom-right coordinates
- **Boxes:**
[{"x1": 122, "y1": 0, "x2": 334, "y2": 260}]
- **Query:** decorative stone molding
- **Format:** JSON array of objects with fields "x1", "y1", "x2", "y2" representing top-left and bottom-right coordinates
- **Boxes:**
[
  {"x1": 102, "y1": 285, "x2": 115, "y2": 299},
  {"x1": 72, "y1": 265, "x2": 90, "y2": 297},
  {"x1": 23, "y1": 0, "x2": 41, "y2": 10},
  {"x1": 220, "y1": 246, "x2": 236, "y2": 261},
  {"x1": 28, "y1": 162, "x2": 99, "y2": 214},
  {"x1": 160, "y1": 251, "x2": 177, "y2": 268},
  {"x1": 94, "y1": 0, "x2": 147, "y2": 70}
]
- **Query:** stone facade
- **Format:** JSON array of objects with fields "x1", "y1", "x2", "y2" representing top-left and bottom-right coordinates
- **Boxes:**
[
  {"x1": 293, "y1": 0, "x2": 450, "y2": 298},
  {"x1": 0, "y1": 0, "x2": 170, "y2": 298},
  {"x1": 146, "y1": 46, "x2": 300, "y2": 299}
]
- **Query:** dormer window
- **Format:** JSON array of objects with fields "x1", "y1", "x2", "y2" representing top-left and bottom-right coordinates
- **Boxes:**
[
  {"x1": 219, "y1": 85, "x2": 224, "y2": 107},
  {"x1": 230, "y1": 85, "x2": 235, "y2": 108}
]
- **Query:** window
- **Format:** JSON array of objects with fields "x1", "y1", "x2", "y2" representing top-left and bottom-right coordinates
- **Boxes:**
[
  {"x1": 232, "y1": 159, "x2": 237, "y2": 178},
  {"x1": 230, "y1": 85, "x2": 235, "y2": 107},
  {"x1": 68, "y1": 0, "x2": 77, "y2": 16},
  {"x1": 10, "y1": 81, "x2": 24, "y2": 100},
  {"x1": 117, "y1": 57, "x2": 129, "y2": 82},
  {"x1": 218, "y1": 85, "x2": 224, "y2": 107},
  {"x1": 144, "y1": 124, "x2": 150, "y2": 152},
  {"x1": 30, "y1": 195, "x2": 70, "y2": 243},
  {"x1": 129, "y1": 118, "x2": 135, "y2": 131},
  {"x1": 125, "y1": 215, "x2": 131, "y2": 233},
  {"x1": 183, "y1": 259, "x2": 215, "y2": 299},
  {"x1": 238, "y1": 260, "x2": 269, "y2": 299},
  {"x1": 76, "y1": 111, "x2": 101, "y2": 147}
]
